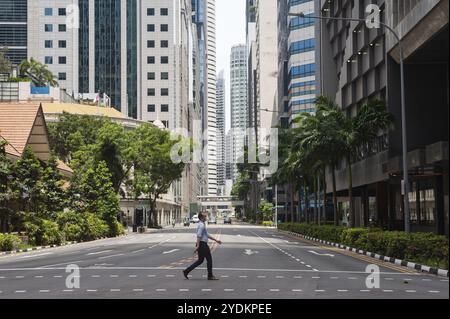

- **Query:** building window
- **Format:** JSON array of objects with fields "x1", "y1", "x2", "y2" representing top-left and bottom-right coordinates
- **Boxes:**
[
  {"x1": 147, "y1": 24, "x2": 155, "y2": 32},
  {"x1": 45, "y1": 8, "x2": 53, "y2": 16},
  {"x1": 147, "y1": 40, "x2": 155, "y2": 48},
  {"x1": 160, "y1": 24, "x2": 168, "y2": 32},
  {"x1": 45, "y1": 24, "x2": 53, "y2": 32},
  {"x1": 160, "y1": 40, "x2": 168, "y2": 48},
  {"x1": 59, "y1": 24, "x2": 67, "y2": 32},
  {"x1": 148, "y1": 88, "x2": 155, "y2": 96},
  {"x1": 161, "y1": 72, "x2": 169, "y2": 80},
  {"x1": 58, "y1": 72, "x2": 66, "y2": 80},
  {"x1": 161, "y1": 104, "x2": 169, "y2": 112},
  {"x1": 162, "y1": 120, "x2": 169, "y2": 128},
  {"x1": 161, "y1": 88, "x2": 169, "y2": 96},
  {"x1": 147, "y1": 104, "x2": 155, "y2": 112},
  {"x1": 147, "y1": 8, "x2": 155, "y2": 16},
  {"x1": 147, "y1": 56, "x2": 155, "y2": 64},
  {"x1": 45, "y1": 56, "x2": 53, "y2": 64},
  {"x1": 58, "y1": 40, "x2": 67, "y2": 48},
  {"x1": 58, "y1": 56, "x2": 67, "y2": 64},
  {"x1": 58, "y1": 8, "x2": 66, "y2": 16},
  {"x1": 148, "y1": 72, "x2": 155, "y2": 80},
  {"x1": 161, "y1": 56, "x2": 168, "y2": 64},
  {"x1": 160, "y1": 8, "x2": 168, "y2": 16},
  {"x1": 45, "y1": 40, "x2": 53, "y2": 48}
]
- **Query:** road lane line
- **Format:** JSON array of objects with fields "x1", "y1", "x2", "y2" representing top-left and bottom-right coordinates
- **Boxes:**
[
  {"x1": 18, "y1": 252, "x2": 53, "y2": 259},
  {"x1": 133, "y1": 289, "x2": 144, "y2": 292},
  {"x1": 429, "y1": 291, "x2": 440, "y2": 293},
  {"x1": 224, "y1": 289, "x2": 234, "y2": 292},
  {"x1": 99, "y1": 253, "x2": 124, "y2": 260},
  {"x1": 156, "y1": 289, "x2": 167, "y2": 292},
  {"x1": 15, "y1": 275, "x2": 24, "y2": 278},
  {"x1": 39, "y1": 290, "x2": 50, "y2": 293},
  {"x1": 86, "y1": 250, "x2": 113, "y2": 256},
  {"x1": 86, "y1": 289, "x2": 98, "y2": 292},
  {"x1": 292, "y1": 289, "x2": 302, "y2": 292},
  {"x1": 15, "y1": 290, "x2": 26, "y2": 293}
]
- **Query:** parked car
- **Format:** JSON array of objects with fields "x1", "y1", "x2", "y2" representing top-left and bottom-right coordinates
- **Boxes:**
[
  {"x1": 191, "y1": 215, "x2": 200, "y2": 223},
  {"x1": 224, "y1": 217, "x2": 232, "y2": 224}
]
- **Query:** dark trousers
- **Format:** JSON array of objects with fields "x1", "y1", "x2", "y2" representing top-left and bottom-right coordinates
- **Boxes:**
[{"x1": 185, "y1": 241, "x2": 213, "y2": 277}]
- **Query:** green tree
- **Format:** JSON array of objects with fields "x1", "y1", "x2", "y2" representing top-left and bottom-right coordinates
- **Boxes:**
[
  {"x1": 0, "y1": 48, "x2": 12, "y2": 74},
  {"x1": 0, "y1": 139, "x2": 15, "y2": 232},
  {"x1": 259, "y1": 200, "x2": 274, "y2": 222},
  {"x1": 338, "y1": 100, "x2": 394, "y2": 227},
  {"x1": 11, "y1": 147, "x2": 43, "y2": 215},
  {"x1": 19, "y1": 58, "x2": 58, "y2": 87},
  {"x1": 40, "y1": 156, "x2": 66, "y2": 219},
  {"x1": 131, "y1": 124, "x2": 185, "y2": 227},
  {"x1": 69, "y1": 160, "x2": 121, "y2": 236}
]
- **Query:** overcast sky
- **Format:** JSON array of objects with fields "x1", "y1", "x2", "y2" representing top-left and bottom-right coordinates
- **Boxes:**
[{"x1": 216, "y1": 0, "x2": 246, "y2": 132}]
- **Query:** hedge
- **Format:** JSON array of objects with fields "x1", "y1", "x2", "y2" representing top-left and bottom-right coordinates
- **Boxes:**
[
  {"x1": 0, "y1": 233, "x2": 22, "y2": 251},
  {"x1": 279, "y1": 223, "x2": 449, "y2": 269}
]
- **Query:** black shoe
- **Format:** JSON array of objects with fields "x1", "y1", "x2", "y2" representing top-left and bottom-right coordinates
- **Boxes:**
[
  {"x1": 183, "y1": 270, "x2": 189, "y2": 280},
  {"x1": 208, "y1": 276, "x2": 219, "y2": 281}
]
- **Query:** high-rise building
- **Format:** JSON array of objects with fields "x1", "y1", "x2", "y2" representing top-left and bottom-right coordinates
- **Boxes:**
[
  {"x1": 318, "y1": 0, "x2": 448, "y2": 234},
  {"x1": 255, "y1": 0, "x2": 278, "y2": 175},
  {"x1": 230, "y1": 44, "x2": 248, "y2": 181},
  {"x1": 192, "y1": 0, "x2": 217, "y2": 196},
  {"x1": 216, "y1": 70, "x2": 226, "y2": 195},
  {"x1": 0, "y1": 0, "x2": 27, "y2": 65}
]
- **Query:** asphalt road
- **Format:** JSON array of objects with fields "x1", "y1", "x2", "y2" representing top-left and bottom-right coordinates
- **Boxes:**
[{"x1": 0, "y1": 222, "x2": 448, "y2": 299}]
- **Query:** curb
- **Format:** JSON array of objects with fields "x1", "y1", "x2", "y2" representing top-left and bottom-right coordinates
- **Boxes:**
[
  {"x1": 0, "y1": 234, "x2": 128, "y2": 257},
  {"x1": 277, "y1": 229, "x2": 449, "y2": 278}
]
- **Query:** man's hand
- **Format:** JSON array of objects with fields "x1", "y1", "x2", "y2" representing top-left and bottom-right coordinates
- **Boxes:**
[{"x1": 216, "y1": 239, "x2": 222, "y2": 245}]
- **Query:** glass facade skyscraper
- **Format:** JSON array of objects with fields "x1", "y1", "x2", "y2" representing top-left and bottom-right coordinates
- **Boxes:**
[{"x1": 0, "y1": 0, "x2": 27, "y2": 65}]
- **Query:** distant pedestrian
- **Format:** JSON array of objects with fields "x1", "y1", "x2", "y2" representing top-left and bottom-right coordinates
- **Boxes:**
[
  {"x1": 183, "y1": 212, "x2": 222, "y2": 280},
  {"x1": 172, "y1": 219, "x2": 176, "y2": 228}
]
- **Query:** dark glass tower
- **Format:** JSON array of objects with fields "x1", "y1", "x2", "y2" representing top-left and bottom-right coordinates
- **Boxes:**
[{"x1": 0, "y1": 0, "x2": 27, "y2": 65}]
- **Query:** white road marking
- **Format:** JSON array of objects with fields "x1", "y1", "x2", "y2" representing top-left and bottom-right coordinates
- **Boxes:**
[
  {"x1": 86, "y1": 250, "x2": 113, "y2": 256},
  {"x1": 99, "y1": 253, "x2": 124, "y2": 259},
  {"x1": 405, "y1": 290, "x2": 416, "y2": 293},
  {"x1": 221, "y1": 275, "x2": 229, "y2": 278},
  {"x1": 110, "y1": 289, "x2": 121, "y2": 292},
  {"x1": 294, "y1": 276, "x2": 302, "y2": 279},
  {"x1": 337, "y1": 290, "x2": 348, "y2": 292},
  {"x1": 348, "y1": 277, "x2": 358, "y2": 280},
  {"x1": 63, "y1": 289, "x2": 73, "y2": 292},
  {"x1": 0, "y1": 276, "x2": 4, "y2": 279},
  {"x1": 15, "y1": 276, "x2": 24, "y2": 278},
  {"x1": 422, "y1": 279, "x2": 432, "y2": 281},
  {"x1": 147, "y1": 275, "x2": 156, "y2": 278},
  {"x1": 156, "y1": 289, "x2": 166, "y2": 292},
  {"x1": 276, "y1": 276, "x2": 284, "y2": 278},
  {"x1": 315, "y1": 290, "x2": 325, "y2": 292},
  {"x1": 270, "y1": 289, "x2": 280, "y2": 292},
  {"x1": 34, "y1": 276, "x2": 44, "y2": 278},
  {"x1": 295, "y1": 259, "x2": 300, "y2": 262},
  {"x1": 441, "y1": 279, "x2": 449, "y2": 282},
  {"x1": 179, "y1": 289, "x2": 189, "y2": 292},
  {"x1": 15, "y1": 290, "x2": 26, "y2": 293},
  {"x1": 383, "y1": 290, "x2": 393, "y2": 292},
  {"x1": 91, "y1": 275, "x2": 101, "y2": 278},
  {"x1": 224, "y1": 289, "x2": 234, "y2": 292},
  {"x1": 39, "y1": 290, "x2": 50, "y2": 293},
  {"x1": 360, "y1": 290, "x2": 371, "y2": 292},
  {"x1": 133, "y1": 289, "x2": 144, "y2": 292},
  {"x1": 292, "y1": 289, "x2": 302, "y2": 292},
  {"x1": 18, "y1": 252, "x2": 53, "y2": 259},
  {"x1": 244, "y1": 249, "x2": 259, "y2": 255},
  {"x1": 202, "y1": 289, "x2": 212, "y2": 292},
  {"x1": 163, "y1": 249, "x2": 180, "y2": 255},
  {"x1": 131, "y1": 249, "x2": 146, "y2": 254},
  {"x1": 129, "y1": 275, "x2": 138, "y2": 278},
  {"x1": 312, "y1": 276, "x2": 320, "y2": 279},
  {"x1": 330, "y1": 277, "x2": 339, "y2": 279},
  {"x1": 384, "y1": 278, "x2": 394, "y2": 281},
  {"x1": 429, "y1": 291, "x2": 440, "y2": 293},
  {"x1": 53, "y1": 275, "x2": 63, "y2": 278},
  {"x1": 403, "y1": 278, "x2": 412, "y2": 281},
  {"x1": 247, "y1": 289, "x2": 257, "y2": 292},
  {"x1": 86, "y1": 289, "x2": 98, "y2": 292},
  {"x1": 110, "y1": 275, "x2": 119, "y2": 278},
  {"x1": 257, "y1": 276, "x2": 266, "y2": 278},
  {"x1": 306, "y1": 265, "x2": 312, "y2": 268},
  {"x1": 308, "y1": 250, "x2": 334, "y2": 257},
  {"x1": 165, "y1": 275, "x2": 175, "y2": 278},
  {"x1": 239, "y1": 276, "x2": 248, "y2": 278}
]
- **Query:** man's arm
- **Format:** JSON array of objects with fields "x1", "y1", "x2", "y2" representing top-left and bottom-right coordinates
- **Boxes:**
[{"x1": 208, "y1": 234, "x2": 222, "y2": 244}]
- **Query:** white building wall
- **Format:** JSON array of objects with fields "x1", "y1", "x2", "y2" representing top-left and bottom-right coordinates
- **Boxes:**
[{"x1": 27, "y1": 0, "x2": 79, "y2": 93}]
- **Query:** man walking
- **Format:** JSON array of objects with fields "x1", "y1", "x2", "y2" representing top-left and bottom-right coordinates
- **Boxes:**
[{"x1": 183, "y1": 212, "x2": 222, "y2": 280}]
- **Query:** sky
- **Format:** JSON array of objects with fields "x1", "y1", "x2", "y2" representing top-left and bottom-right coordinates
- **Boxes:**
[{"x1": 216, "y1": 0, "x2": 246, "y2": 132}]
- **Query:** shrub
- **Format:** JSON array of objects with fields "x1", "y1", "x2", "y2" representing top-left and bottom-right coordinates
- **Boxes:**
[
  {"x1": 262, "y1": 221, "x2": 273, "y2": 227},
  {"x1": 0, "y1": 233, "x2": 22, "y2": 251},
  {"x1": 25, "y1": 219, "x2": 63, "y2": 246},
  {"x1": 279, "y1": 223, "x2": 449, "y2": 269}
]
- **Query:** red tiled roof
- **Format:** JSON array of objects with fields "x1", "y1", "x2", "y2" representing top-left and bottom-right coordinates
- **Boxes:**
[{"x1": 0, "y1": 103, "x2": 41, "y2": 155}]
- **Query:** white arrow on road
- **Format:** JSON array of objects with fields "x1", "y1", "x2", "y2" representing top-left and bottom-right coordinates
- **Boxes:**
[
  {"x1": 163, "y1": 249, "x2": 179, "y2": 254},
  {"x1": 244, "y1": 249, "x2": 259, "y2": 255},
  {"x1": 308, "y1": 250, "x2": 335, "y2": 257}
]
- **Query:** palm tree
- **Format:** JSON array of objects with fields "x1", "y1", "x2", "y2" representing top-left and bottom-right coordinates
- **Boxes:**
[
  {"x1": 19, "y1": 58, "x2": 58, "y2": 87},
  {"x1": 339, "y1": 99, "x2": 394, "y2": 227}
]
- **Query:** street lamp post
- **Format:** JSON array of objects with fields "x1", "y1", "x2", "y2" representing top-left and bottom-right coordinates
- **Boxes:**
[{"x1": 288, "y1": 11, "x2": 410, "y2": 232}]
